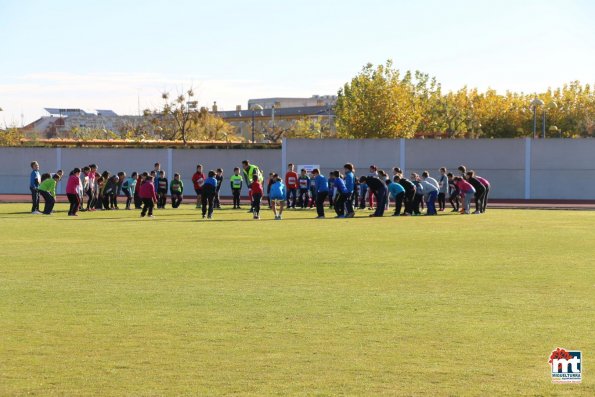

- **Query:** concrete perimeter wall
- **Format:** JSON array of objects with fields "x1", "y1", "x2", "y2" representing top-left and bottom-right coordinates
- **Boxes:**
[
  {"x1": 1, "y1": 138, "x2": 594, "y2": 199},
  {"x1": 0, "y1": 147, "x2": 280, "y2": 197},
  {"x1": 283, "y1": 138, "x2": 595, "y2": 200}
]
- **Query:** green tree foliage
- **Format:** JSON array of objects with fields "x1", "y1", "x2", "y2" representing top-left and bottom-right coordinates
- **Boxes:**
[{"x1": 336, "y1": 60, "x2": 595, "y2": 138}]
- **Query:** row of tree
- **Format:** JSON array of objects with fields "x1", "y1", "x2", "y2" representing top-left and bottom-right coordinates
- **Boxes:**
[{"x1": 335, "y1": 60, "x2": 595, "y2": 138}]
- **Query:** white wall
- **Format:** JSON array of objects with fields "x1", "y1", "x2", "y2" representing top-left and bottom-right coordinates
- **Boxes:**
[{"x1": 2, "y1": 139, "x2": 595, "y2": 199}]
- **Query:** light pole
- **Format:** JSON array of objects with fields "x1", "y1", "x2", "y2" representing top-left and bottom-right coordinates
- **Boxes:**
[
  {"x1": 251, "y1": 104, "x2": 263, "y2": 143},
  {"x1": 530, "y1": 97, "x2": 544, "y2": 139},
  {"x1": 271, "y1": 104, "x2": 275, "y2": 137}
]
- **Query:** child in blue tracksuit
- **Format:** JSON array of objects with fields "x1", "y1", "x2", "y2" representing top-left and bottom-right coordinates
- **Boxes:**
[
  {"x1": 311, "y1": 168, "x2": 329, "y2": 218},
  {"x1": 332, "y1": 171, "x2": 349, "y2": 218},
  {"x1": 269, "y1": 173, "x2": 286, "y2": 220},
  {"x1": 343, "y1": 163, "x2": 356, "y2": 217}
]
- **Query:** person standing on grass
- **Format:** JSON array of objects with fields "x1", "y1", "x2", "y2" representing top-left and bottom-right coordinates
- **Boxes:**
[
  {"x1": 250, "y1": 174, "x2": 263, "y2": 219},
  {"x1": 343, "y1": 163, "x2": 356, "y2": 218},
  {"x1": 359, "y1": 174, "x2": 388, "y2": 217},
  {"x1": 192, "y1": 164, "x2": 206, "y2": 209},
  {"x1": 86, "y1": 164, "x2": 98, "y2": 211},
  {"x1": 387, "y1": 176, "x2": 405, "y2": 216},
  {"x1": 38, "y1": 173, "x2": 60, "y2": 215},
  {"x1": 139, "y1": 175, "x2": 157, "y2": 218},
  {"x1": 170, "y1": 173, "x2": 184, "y2": 209},
  {"x1": 447, "y1": 172, "x2": 460, "y2": 212},
  {"x1": 157, "y1": 170, "x2": 168, "y2": 209},
  {"x1": 122, "y1": 172, "x2": 137, "y2": 210},
  {"x1": 396, "y1": 173, "x2": 416, "y2": 216},
  {"x1": 475, "y1": 174, "x2": 491, "y2": 213},
  {"x1": 29, "y1": 161, "x2": 41, "y2": 214},
  {"x1": 134, "y1": 172, "x2": 144, "y2": 209},
  {"x1": 214, "y1": 168, "x2": 224, "y2": 209},
  {"x1": 410, "y1": 173, "x2": 424, "y2": 215},
  {"x1": 230, "y1": 167, "x2": 243, "y2": 209},
  {"x1": 311, "y1": 168, "x2": 328, "y2": 219},
  {"x1": 297, "y1": 168, "x2": 310, "y2": 209},
  {"x1": 285, "y1": 163, "x2": 298, "y2": 209},
  {"x1": 241, "y1": 160, "x2": 263, "y2": 213},
  {"x1": 438, "y1": 167, "x2": 448, "y2": 212},
  {"x1": 201, "y1": 170, "x2": 217, "y2": 219},
  {"x1": 421, "y1": 171, "x2": 439, "y2": 216},
  {"x1": 269, "y1": 173, "x2": 286, "y2": 220},
  {"x1": 66, "y1": 168, "x2": 82, "y2": 216},
  {"x1": 453, "y1": 176, "x2": 475, "y2": 214},
  {"x1": 332, "y1": 171, "x2": 349, "y2": 218},
  {"x1": 465, "y1": 171, "x2": 486, "y2": 214}
]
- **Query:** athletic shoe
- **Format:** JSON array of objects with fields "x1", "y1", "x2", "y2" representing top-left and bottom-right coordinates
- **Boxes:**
[
  {"x1": 149, "y1": 215, "x2": 154, "y2": 218},
  {"x1": 316, "y1": 216, "x2": 325, "y2": 219},
  {"x1": 473, "y1": 210, "x2": 481, "y2": 214},
  {"x1": 32, "y1": 211, "x2": 42, "y2": 215},
  {"x1": 345, "y1": 212, "x2": 355, "y2": 218},
  {"x1": 207, "y1": 215, "x2": 212, "y2": 219},
  {"x1": 335, "y1": 215, "x2": 345, "y2": 218},
  {"x1": 392, "y1": 213, "x2": 400, "y2": 216}
]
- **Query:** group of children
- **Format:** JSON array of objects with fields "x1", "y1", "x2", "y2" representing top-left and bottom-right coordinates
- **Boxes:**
[
  {"x1": 258, "y1": 163, "x2": 491, "y2": 220},
  {"x1": 28, "y1": 159, "x2": 490, "y2": 220}
]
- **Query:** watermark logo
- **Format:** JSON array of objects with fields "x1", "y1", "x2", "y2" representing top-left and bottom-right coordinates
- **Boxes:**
[{"x1": 549, "y1": 348, "x2": 582, "y2": 383}]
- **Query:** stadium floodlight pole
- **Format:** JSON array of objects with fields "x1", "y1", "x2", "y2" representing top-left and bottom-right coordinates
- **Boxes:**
[
  {"x1": 250, "y1": 104, "x2": 263, "y2": 144},
  {"x1": 271, "y1": 104, "x2": 275, "y2": 136},
  {"x1": 530, "y1": 97, "x2": 544, "y2": 139}
]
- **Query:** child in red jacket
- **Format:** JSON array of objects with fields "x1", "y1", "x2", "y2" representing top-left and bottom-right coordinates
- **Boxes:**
[{"x1": 139, "y1": 176, "x2": 158, "y2": 218}]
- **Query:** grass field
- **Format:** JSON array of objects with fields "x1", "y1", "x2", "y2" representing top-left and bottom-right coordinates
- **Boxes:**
[{"x1": 0, "y1": 203, "x2": 593, "y2": 396}]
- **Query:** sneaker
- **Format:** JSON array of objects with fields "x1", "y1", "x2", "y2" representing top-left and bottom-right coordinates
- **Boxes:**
[
  {"x1": 315, "y1": 216, "x2": 325, "y2": 219},
  {"x1": 335, "y1": 215, "x2": 345, "y2": 218},
  {"x1": 392, "y1": 213, "x2": 400, "y2": 216},
  {"x1": 450, "y1": 209, "x2": 458, "y2": 212},
  {"x1": 31, "y1": 211, "x2": 42, "y2": 215},
  {"x1": 473, "y1": 210, "x2": 481, "y2": 214},
  {"x1": 207, "y1": 215, "x2": 212, "y2": 219},
  {"x1": 345, "y1": 212, "x2": 355, "y2": 218},
  {"x1": 140, "y1": 213, "x2": 145, "y2": 217},
  {"x1": 202, "y1": 215, "x2": 206, "y2": 219},
  {"x1": 149, "y1": 215, "x2": 154, "y2": 218},
  {"x1": 253, "y1": 215, "x2": 259, "y2": 219}
]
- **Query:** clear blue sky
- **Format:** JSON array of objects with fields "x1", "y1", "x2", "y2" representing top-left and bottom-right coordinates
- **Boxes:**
[{"x1": 1, "y1": 0, "x2": 593, "y2": 125}]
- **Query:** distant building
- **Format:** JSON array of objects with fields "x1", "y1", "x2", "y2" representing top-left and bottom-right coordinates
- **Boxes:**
[
  {"x1": 247, "y1": 95, "x2": 337, "y2": 110},
  {"x1": 22, "y1": 95, "x2": 337, "y2": 141}
]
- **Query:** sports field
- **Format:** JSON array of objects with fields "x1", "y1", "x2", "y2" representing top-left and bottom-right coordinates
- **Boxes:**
[{"x1": 0, "y1": 204, "x2": 593, "y2": 396}]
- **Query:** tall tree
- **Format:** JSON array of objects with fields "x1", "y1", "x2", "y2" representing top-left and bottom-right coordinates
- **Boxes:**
[{"x1": 335, "y1": 60, "x2": 423, "y2": 138}]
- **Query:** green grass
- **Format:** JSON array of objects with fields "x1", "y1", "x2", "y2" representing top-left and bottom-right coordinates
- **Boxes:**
[{"x1": 0, "y1": 203, "x2": 593, "y2": 396}]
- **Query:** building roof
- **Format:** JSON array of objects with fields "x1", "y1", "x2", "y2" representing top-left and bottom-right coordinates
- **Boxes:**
[{"x1": 216, "y1": 105, "x2": 334, "y2": 120}]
